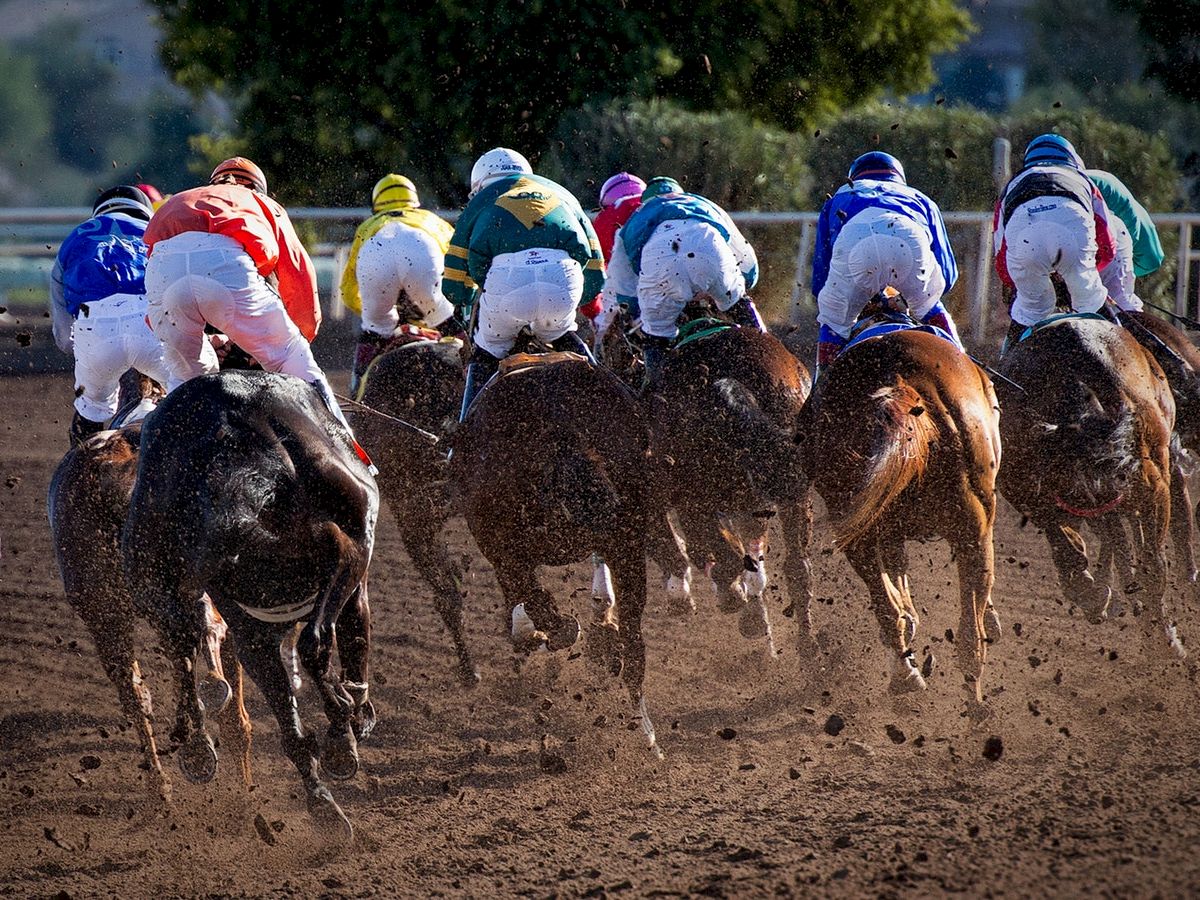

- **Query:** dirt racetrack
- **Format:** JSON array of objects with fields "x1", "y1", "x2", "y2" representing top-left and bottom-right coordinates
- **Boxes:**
[{"x1": 3, "y1": 370, "x2": 1200, "y2": 898}]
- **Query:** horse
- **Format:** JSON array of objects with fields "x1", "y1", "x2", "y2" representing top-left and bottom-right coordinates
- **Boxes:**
[
  {"x1": 122, "y1": 371, "x2": 379, "y2": 836},
  {"x1": 349, "y1": 334, "x2": 479, "y2": 684},
  {"x1": 1117, "y1": 310, "x2": 1200, "y2": 587},
  {"x1": 797, "y1": 323, "x2": 1002, "y2": 710},
  {"x1": 637, "y1": 323, "x2": 814, "y2": 654},
  {"x1": 450, "y1": 353, "x2": 673, "y2": 756},
  {"x1": 47, "y1": 374, "x2": 253, "y2": 799},
  {"x1": 996, "y1": 315, "x2": 1185, "y2": 661}
]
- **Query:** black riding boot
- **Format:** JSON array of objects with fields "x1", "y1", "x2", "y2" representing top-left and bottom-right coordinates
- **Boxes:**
[
  {"x1": 550, "y1": 330, "x2": 597, "y2": 364},
  {"x1": 458, "y1": 346, "x2": 501, "y2": 423},
  {"x1": 350, "y1": 330, "x2": 390, "y2": 395},
  {"x1": 727, "y1": 297, "x2": 767, "y2": 332},
  {"x1": 642, "y1": 334, "x2": 672, "y2": 393},
  {"x1": 69, "y1": 411, "x2": 106, "y2": 448}
]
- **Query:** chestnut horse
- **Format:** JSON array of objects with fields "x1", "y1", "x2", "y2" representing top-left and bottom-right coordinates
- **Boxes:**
[
  {"x1": 450, "y1": 355, "x2": 674, "y2": 756},
  {"x1": 48, "y1": 378, "x2": 253, "y2": 800},
  {"x1": 122, "y1": 372, "x2": 379, "y2": 835},
  {"x1": 799, "y1": 329, "x2": 1001, "y2": 710},
  {"x1": 996, "y1": 316, "x2": 1185, "y2": 660},
  {"x1": 642, "y1": 326, "x2": 814, "y2": 653},
  {"x1": 350, "y1": 338, "x2": 478, "y2": 684}
]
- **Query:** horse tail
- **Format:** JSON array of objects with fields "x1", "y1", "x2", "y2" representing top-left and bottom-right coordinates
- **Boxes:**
[
  {"x1": 833, "y1": 378, "x2": 936, "y2": 549},
  {"x1": 711, "y1": 377, "x2": 805, "y2": 500},
  {"x1": 543, "y1": 448, "x2": 622, "y2": 532},
  {"x1": 1039, "y1": 380, "x2": 1140, "y2": 489}
]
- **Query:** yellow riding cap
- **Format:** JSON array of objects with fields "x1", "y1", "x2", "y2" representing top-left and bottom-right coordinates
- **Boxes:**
[{"x1": 372, "y1": 174, "x2": 419, "y2": 212}]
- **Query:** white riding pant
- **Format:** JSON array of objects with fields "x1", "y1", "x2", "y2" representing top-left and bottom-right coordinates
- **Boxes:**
[
  {"x1": 816, "y1": 207, "x2": 947, "y2": 339},
  {"x1": 71, "y1": 293, "x2": 171, "y2": 422},
  {"x1": 1003, "y1": 199, "x2": 1108, "y2": 326},
  {"x1": 355, "y1": 221, "x2": 454, "y2": 335},
  {"x1": 145, "y1": 232, "x2": 350, "y2": 431},
  {"x1": 474, "y1": 248, "x2": 582, "y2": 358},
  {"x1": 638, "y1": 220, "x2": 745, "y2": 340},
  {"x1": 1101, "y1": 213, "x2": 1142, "y2": 312}
]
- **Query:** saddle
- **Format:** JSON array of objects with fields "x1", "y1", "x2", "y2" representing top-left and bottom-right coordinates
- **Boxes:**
[
  {"x1": 672, "y1": 317, "x2": 735, "y2": 350},
  {"x1": 498, "y1": 350, "x2": 588, "y2": 377},
  {"x1": 1012, "y1": 311, "x2": 1110, "y2": 346},
  {"x1": 844, "y1": 309, "x2": 956, "y2": 354}
]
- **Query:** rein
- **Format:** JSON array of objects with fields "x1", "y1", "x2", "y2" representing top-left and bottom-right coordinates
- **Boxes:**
[
  {"x1": 335, "y1": 393, "x2": 440, "y2": 445},
  {"x1": 1053, "y1": 492, "x2": 1124, "y2": 518}
]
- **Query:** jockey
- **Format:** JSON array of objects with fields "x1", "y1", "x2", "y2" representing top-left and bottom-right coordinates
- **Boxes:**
[
  {"x1": 143, "y1": 157, "x2": 371, "y2": 465},
  {"x1": 994, "y1": 134, "x2": 1116, "y2": 348},
  {"x1": 50, "y1": 185, "x2": 172, "y2": 446},
  {"x1": 136, "y1": 183, "x2": 167, "y2": 210},
  {"x1": 445, "y1": 147, "x2": 604, "y2": 421},
  {"x1": 591, "y1": 172, "x2": 646, "y2": 340},
  {"x1": 604, "y1": 176, "x2": 763, "y2": 385},
  {"x1": 1086, "y1": 168, "x2": 1164, "y2": 314},
  {"x1": 812, "y1": 151, "x2": 961, "y2": 374},
  {"x1": 339, "y1": 174, "x2": 457, "y2": 392}
]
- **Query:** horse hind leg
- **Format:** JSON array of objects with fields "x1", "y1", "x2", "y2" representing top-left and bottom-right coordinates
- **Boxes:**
[
  {"x1": 197, "y1": 596, "x2": 233, "y2": 717},
  {"x1": 215, "y1": 634, "x2": 253, "y2": 789},
  {"x1": 950, "y1": 501, "x2": 996, "y2": 718},
  {"x1": 398, "y1": 498, "x2": 479, "y2": 685},
  {"x1": 611, "y1": 550, "x2": 662, "y2": 759},
  {"x1": 1168, "y1": 456, "x2": 1199, "y2": 588},
  {"x1": 1132, "y1": 476, "x2": 1186, "y2": 663},
  {"x1": 649, "y1": 509, "x2": 694, "y2": 617},
  {"x1": 1044, "y1": 518, "x2": 1112, "y2": 623},
  {"x1": 235, "y1": 622, "x2": 352, "y2": 838},
  {"x1": 496, "y1": 561, "x2": 580, "y2": 653},
  {"x1": 335, "y1": 576, "x2": 376, "y2": 740},
  {"x1": 732, "y1": 514, "x2": 776, "y2": 652},
  {"x1": 845, "y1": 541, "x2": 925, "y2": 695},
  {"x1": 780, "y1": 498, "x2": 817, "y2": 654}
]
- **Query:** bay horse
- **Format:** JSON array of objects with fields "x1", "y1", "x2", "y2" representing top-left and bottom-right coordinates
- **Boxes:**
[
  {"x1": 47, "y1": 375, "x2": 253, "y2": 800},
  {"x1": 996, "y1": 315, "x2": 1185, "y2": 660},
  {"x1": 1118, "y1": 310, "x2": 1200, "y2": 587},
  {"x1": 798, "y1": 327, "x2": 1001, "y2": 710},
  {"x1": 349, "y1": 335, "x2": 479, "y2": 684},
  {"x1": 122, "y1": 371, "x2": 379, "y2": 836},
  {"x1": 450, "y1": 354, "x2": 673, "y2": 756},
  {"x1": 641, "y1": 325, "x2": 814, "y2": 653}
]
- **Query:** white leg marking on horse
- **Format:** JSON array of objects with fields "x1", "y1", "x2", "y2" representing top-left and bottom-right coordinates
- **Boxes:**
[
  {"x1": 637, "y1": 695, "x2": 664, "y2": 760},
  {"x1": 1166, "y1": 623, "x2": 1188, "y2": 660},
  {"x1": 890, "y1": 653, "x2": 928, "y2": 694},
  {"x1": 591, "y1": 559, "x2": 616, "y2": 618},
  {"x1": 666, "y1": 566, "x2": 695, "y2": 615}
]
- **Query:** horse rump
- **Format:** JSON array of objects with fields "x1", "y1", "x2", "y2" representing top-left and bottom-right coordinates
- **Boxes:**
[{"x1": 1033, "y1": 377, "x2": 1140, "y2": 500}]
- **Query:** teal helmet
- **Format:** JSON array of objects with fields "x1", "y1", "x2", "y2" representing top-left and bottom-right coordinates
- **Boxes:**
[{"x1": 642, "y1": 176, "x2": 683, "y2": 201}]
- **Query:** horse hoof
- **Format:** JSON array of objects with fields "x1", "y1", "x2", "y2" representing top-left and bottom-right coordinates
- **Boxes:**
[
  {"x1": 1082, "y1": 587, "x2": 1113, "y2": 624},
  {"x1": 457, "y1": 664, "x2": 482, "y2": 688},
  {"x1": 983, "y1": 607, "x2": 1002, "y2": 644},
  {"x1": 965, "y1": 700, "x2": 993, "y2": 724},
  {"x1": 198, "y1": 672, "x2": 232, "y2": 716},
  {"x1": 738, "y1": 597, "x2": 770, "y2": 639},
  {"x1": 351, "y1": 700, "x2": 377, "y2": 742},
  {"x1": 889, "y1": 658, "x2": 928, "y2": 695},
  {"x1": 307, "y1": 786, "x2": 353, "y2": 841},
  {"x1": 716, "y1": 589, "x2": 747, "y2": 615},
  {"x1": 321, "y1": 732, "x2": 360, "y2": 781},
  {"x1": 546, "y1": 616, "x2": 581, "y2": 652},
  {"x1": 511, "y1": 603, "x2": 549, "y2": 652},
  {"x1": 665, "y1": 573, "x2": 695, "y2": 616},
  {"x1": 178, "y1": 733, "x2": 218, "y2": 784}
]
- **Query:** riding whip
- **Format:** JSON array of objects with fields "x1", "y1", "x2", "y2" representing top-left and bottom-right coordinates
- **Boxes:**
[
  {"x1": 335, "y1": 393, "x2": 440, "y2": 445},
  {"x1": 1135, "y1": 300, "x2": 1200, "y2": 333},
  {"x1": 967, "y1": 353, "x2": 1026, "y2": 395}
]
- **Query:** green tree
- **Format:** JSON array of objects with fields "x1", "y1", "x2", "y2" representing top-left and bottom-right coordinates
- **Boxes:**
[
  {"x1": 1113, "y1": 0, "x2": 1200, "y2": 103},
  {"x1": 151, "y1": 0, "x2": 971, "y2": 205}
]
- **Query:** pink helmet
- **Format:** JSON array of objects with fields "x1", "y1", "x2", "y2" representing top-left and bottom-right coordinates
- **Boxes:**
[{"x1": 599, "y1": 172, "x2": 646, "y2": 208}]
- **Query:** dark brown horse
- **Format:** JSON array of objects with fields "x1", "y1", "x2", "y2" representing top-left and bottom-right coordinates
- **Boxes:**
[
  {"x1": 996, "y1": 316, "x2": 1184, "y2": 660},
  {"x1": 799, "y1": 329, "x2": 1001, "y2": 710},
  {"x1": 122, "y1": 371, "x2": 379, "y2": 835},
  {"x1": 47, "y1": 375, "x2": 252, "y2": 799},
  {"x1": 349, "y1": 338, "x2": 478, "y2": 684},
  {"x1": 641, "y1": 326, "x2": 814, "y2": 654},
  {"x1": 450, "y1": 355, "x2": 673, "y2": 756}
]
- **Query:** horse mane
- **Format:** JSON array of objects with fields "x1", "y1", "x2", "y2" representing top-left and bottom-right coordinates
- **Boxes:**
[{"x1": 832, "y1": 378, "x2": 936, "y2": 548}]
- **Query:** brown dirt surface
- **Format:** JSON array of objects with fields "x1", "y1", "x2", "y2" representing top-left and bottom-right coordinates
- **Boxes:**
[{"x1": 2, "y1": 372, "x2": 1200, "y2": 897}]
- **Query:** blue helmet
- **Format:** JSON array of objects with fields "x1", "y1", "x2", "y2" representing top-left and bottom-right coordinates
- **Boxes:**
[
  {"x1": 1023, "y1": 133, "x2": 1083, "y2": 169},
  {"x1": 848, "y1": 151, "x2": 906, "y2": 184}
]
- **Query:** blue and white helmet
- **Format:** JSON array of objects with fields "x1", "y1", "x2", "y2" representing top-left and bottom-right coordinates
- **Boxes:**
[
  {"x1": 848, "y1": 151, "x2": 906, "y2": 184},
  {"x1": 1023, "y1": 134, "x2": 1084, "y2": 169}
]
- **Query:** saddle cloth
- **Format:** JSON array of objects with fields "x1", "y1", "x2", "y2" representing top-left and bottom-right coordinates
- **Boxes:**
[
  {"x1": 844, "y1": 318, "x2": 956, "y2": 354},
  {"x1": 498, "y1": 350, "x2": 588, "y2": 377},
  {"x1": 354, "y1": 330, "x2": 463, "y2": 401}
]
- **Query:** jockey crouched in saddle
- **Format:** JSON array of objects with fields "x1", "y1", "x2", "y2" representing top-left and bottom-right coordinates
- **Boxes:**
[
  {"x1": 812, "y1": 151, "x2": 962, "y2": 376},
  {"x1": 446, "y1": 148, "x2": 605, "y2": 421},
  {"x1": 994, "y1": 134, "x2": 1117, "y2": 351},
  {"x1": 51, "y1": 185, "x2": 173, "y2": 446},
  {"x1": 340, "y1": 174, "x2": 458, "y2": 393},
  {"x1": 591, "y1": 172, "x2": 646, "y2": 342},
  {"x1": 1086, "y1": 166, "x2": 1165, "y2": 315},
  {"x1": 603, "y1": 176, "x2": 766, "y2": 387},
  {"x1": 143, "y1": 156, "x2": 375, "y2": 470}
]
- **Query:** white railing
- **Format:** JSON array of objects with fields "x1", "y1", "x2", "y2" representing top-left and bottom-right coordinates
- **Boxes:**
[{"x1": 3, "y1": 207, "x2": 1199, "y2": 343}]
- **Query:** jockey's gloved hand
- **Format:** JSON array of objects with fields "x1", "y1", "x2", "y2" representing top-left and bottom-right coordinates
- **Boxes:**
[{"x1": 578, "y1": 293, "x2": 603, "y2": 320}]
